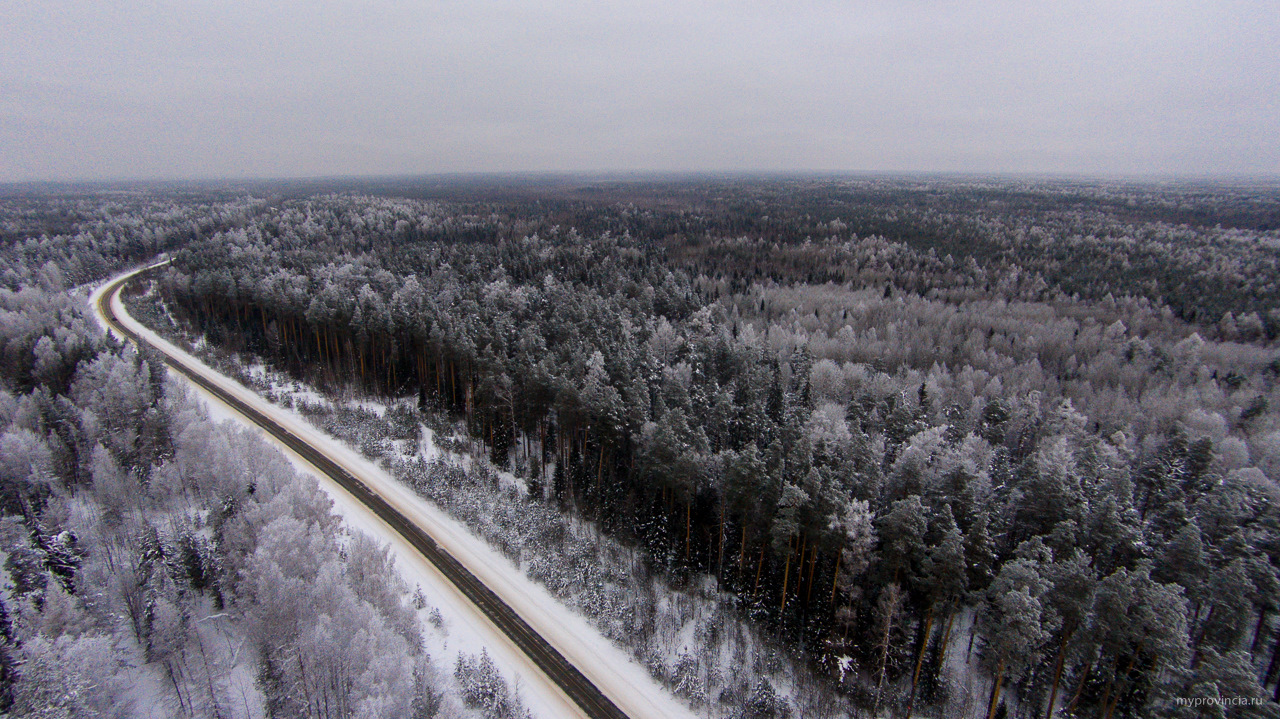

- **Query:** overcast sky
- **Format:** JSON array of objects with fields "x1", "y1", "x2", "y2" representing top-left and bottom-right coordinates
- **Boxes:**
[{"x1": 2, "y1": 1, "x2": 1277, "y2": 181}]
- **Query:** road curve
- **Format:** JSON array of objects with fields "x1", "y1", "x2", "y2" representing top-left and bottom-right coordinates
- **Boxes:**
[{"x1": 97, "y1": 265, "x2": 630, "y2": 719}]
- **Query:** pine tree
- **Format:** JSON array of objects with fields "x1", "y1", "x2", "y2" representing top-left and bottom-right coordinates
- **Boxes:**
[
  {"x1": 1088, "y1": 564, "x2": 1190, "y2": 719},
  {"x1": 1040, "y1": 548, "x2": 1097, "y2": 719},
  {"x1": 1155, "y1": 522, "x2": 1211, "y2": 612},
  {"x1": 979, "y1": 586, "x2": 1049, "y2": 719},
  {"x1": 907, "y1": 507, "x2": 968, "y2": 717},
  {"x1": 876, "y1": 495, "x2": 928, "y2": 585}
]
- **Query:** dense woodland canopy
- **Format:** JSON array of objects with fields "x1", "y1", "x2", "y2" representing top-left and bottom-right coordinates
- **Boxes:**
[
  {"x1": 0, "y1": 191, "x2": 445, "y2": 717},
  {"x1": 4, "y1": 177, "x2": 1280, "y2": 717},
  {"x1": 128, "y1": 177, "x2": 1280, "y2": 718}
]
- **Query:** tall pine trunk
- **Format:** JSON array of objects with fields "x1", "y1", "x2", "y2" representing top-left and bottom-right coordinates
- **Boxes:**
[
  {"x1": 1065, "y1": 655, "x2": 1094, "y2": 715},
  {"x1": 779, "y1": 538, "x2": 793, "y2": 614},
  {"x1": 754, "y1": 545, "x2": 765, "y2": 594},
  {"x1": 685, "y1": 500, "x2": 691, "y2": 560},
  {"x1": 1045, "y1": 629, "x2": 1071, "y2": 719},
  {"x1": 718, "y1": 502, "x2": 725, "y2": 581},
  {"x1": 1253, "y1": 608, "x2": 1270, "y2": 656},
  {"x1": 830, "y1": 550, "x2": 842, "y2": 605},
  {"x1": 986, "y1": 658, "x2": 1006, "y2": 719},
  {"x1": 806, "y1": 546, "x2": 819, "y2": 603},
  {"x1": 906, "y1": 604, "x2": 935, "y2": 719}
]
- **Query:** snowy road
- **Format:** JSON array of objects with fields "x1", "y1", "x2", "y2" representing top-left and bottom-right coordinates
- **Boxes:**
[{"x1": 92, "y1": 264, "x2": 698, "y2": 719}]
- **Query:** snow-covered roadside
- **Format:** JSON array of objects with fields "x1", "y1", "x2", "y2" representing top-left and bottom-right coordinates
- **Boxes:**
[
  {"x1": 200, "y1": 386, "x2": 571, "y2": 719},
  {"x1": 92, "y1": 267, "x2": 699, "y2": 719}
]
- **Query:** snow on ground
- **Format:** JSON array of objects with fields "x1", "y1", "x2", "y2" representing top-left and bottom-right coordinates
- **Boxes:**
[
  {"x1": 92, "y1": 267, "x2": 699, "y2": 719},
  {"x1": 351, "y1": 398, "x2": 389, "y2": 417},
  {"x1": 420, "y1": 426, "x2": 443, "y2": 463},
  {"x1": 199, "y1": 387, "x2": 568, "y2": 716}
]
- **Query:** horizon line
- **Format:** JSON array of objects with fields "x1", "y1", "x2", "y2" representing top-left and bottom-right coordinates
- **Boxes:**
[{"x1": 4, "y1": 168, "x2": 1280, "y2": 191}]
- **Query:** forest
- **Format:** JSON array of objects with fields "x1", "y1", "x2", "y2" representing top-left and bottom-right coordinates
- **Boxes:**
[
  {"x1": 2, "y1": 176, "x2": 1280, "y2": 718},
  {"x1": 0, "y1": 192, "x2": 464, "y2": 717}
]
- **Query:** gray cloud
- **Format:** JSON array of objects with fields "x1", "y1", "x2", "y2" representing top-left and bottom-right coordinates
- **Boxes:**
[{"x1": 2, "y1": 0, "x2": 1277, "y2": 180}]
